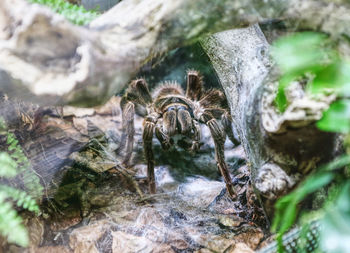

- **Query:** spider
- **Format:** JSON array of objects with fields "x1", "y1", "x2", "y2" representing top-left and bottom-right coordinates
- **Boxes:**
[{"x1": 118, "y1": 70, "x2": 240, "y2": 198}]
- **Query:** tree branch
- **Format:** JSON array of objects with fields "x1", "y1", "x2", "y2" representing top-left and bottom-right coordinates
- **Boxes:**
[{"x1": 0, "y1": 0, "x2": 349, "y2": 106}]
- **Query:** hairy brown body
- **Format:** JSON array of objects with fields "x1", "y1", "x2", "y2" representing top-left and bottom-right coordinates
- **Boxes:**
[{"x1": 119, "y1": 70, "x2": 239, "y2": 197}]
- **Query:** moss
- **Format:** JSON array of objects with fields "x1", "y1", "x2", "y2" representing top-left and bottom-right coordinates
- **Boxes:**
[{"x1": 28, "y1": 0, "x2": 100, "y2": 25}]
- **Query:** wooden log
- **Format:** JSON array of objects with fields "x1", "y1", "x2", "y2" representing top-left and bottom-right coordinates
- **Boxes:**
[
  {"x1": 0, "y1": 0, "x2": 349, "y2": 106},
  {"x1": 202, "y1": 25, "x2": 339, "y2": 219}
]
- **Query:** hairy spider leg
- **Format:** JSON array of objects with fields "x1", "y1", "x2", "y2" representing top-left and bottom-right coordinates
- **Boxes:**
[
  {"x1": 199, "y1": 90, "x2": 240, "y2": 146},
  {"x1": 118, "y1": 79, "x2": 152, "y2": 165},
  {"x1": 201, "y1": 107, "x2": 240, "y2": 147},
  {"x1": 190, "y1": 119, "x2": 201, "y2": 152},
  {"x1": 221, "y1": 111, "x2": 240, "y2": 146},
  {"x1": 199, "y1": 111, "x2": 236, "y2": 198},
  {"x1": 186, "y1": 70, "x2": 203, "y2": 101},
  {"x1": 185, "y1": 71, "x2": 237, "y2": 198},
  {"x1": 119, "y1": 101, "x2": 135, "y2": 164},
  {"x1": 143, "y1": 112, "x2": 160, "y2": 194}
]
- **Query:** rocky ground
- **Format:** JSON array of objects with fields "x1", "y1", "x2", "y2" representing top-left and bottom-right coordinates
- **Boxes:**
[{"x1": 1, "y1": 96, "x2": 270, "y2": 253}]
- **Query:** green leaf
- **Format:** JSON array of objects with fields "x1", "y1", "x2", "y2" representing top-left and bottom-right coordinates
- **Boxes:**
[
  {"x1": 320, "y1": 183, "x2": 350, "y2": 253},
  {"x1": 276, "y1": 200, "x2": 298, "y2": 252},
  {"x1": 0, "y1": 152, "x2": 18, "y2": 178},
  {"x1": 0, "y1": 193, "x2": 29, "y2": 247},
  {"x1": 0, "y1": 185, "x2": 40, "y2": 215},
  {"x1": 273, "y1": 172, "x2": 334, "y2": 252},
  {"x1": 317, "y1": 99, "x2": 350, "y2": 133},
  {"x1": 275, "y1": 75, "x2": 294, "y2": 112},
  {"x1": 322, "y1": 155, "x2": 350, "y2": 172},
  {"x1": 294, "y1": 172, "x2": 334, "y2": 199},
  {"x1": 273, "y1": 172, "x2": 334, "y2": 229},
  {"x1": 311, "y1": 61, "x2": 350, "y2": 95},
  {"x1": 271, "y1": 32, "x2": 334, "y2": 112},
  {"x1": 271, "y1": 32, "x2": 329, "y2": 75},
  {"x1": 272, "y1": 155, "x2": 350, "y2": 249}
]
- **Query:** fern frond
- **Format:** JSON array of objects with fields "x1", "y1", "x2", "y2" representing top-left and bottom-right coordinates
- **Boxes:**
[
  {"x1": 0, "y1": 192, "x2": 29, "y2": 247},
  {"x1": 0, "y1": 185, "x2": 40, "y2": 214},
  {"x1": 0, "y1": 153, "x2": 18, "y2": 178},
  {"x1": 4, "y1": 132, "x2": 44, "y2": 198},
  {"x1": 0, "y1": 116, "x2": 41, "y2": 247}
]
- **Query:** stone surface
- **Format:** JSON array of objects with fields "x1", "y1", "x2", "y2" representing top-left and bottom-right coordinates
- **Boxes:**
[
  {"x1": 1, "y1": 80, "x2": 264, "y2": 252},
  {"x1": 69, "y1": 221, "x2": 109, "y2": 253},
  {"x1": 111, "y1": 231, "x2": 158, "y2": 253},
  {"x1": 227, "y1": 243, "x2": 255, "y2": 253}
]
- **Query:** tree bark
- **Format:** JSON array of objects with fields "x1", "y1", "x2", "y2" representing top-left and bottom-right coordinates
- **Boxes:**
[
  {"x1": 201, "y1": 25, "x2": 339, "y2": 219},
  {"x1": 0, "y1": 0, "x2": 349, "y2": 106}
]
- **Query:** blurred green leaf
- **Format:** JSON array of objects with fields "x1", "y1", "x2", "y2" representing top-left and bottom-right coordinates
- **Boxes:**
[
  {"x1": 273, "y1": 172, "x2": 334, "y2": 231},
  {"x1": 272, "y1": 172, "x2": 334, "y2": 251},
  {"x1": 0, "y1": 152, "x2": 18, "y2": 178},
  {"x1": 317, "y1": 99, "x2": 350, "y2": 133},
  {"x1": 295, "y1": 172, "x2": 334, "y2": 198},
  {"x1": 271, "y1": 155, "x2": 350, "y2": 252},
  {"x1": 0, "y1": 193, "x2": 29, "y2": 247},
  {"x1": 271, "y1": 30, "x2": 350, "y2": 252},
  {"x1": 275, "y1": 75, "x2": 294, "y2": 112},
  {"x1": 0, "y1": 121, "x2": 41, "y2": 246},
  {"x1": 320, "y1": 183, "x2": 350, "y2": 253},
  {"x1": 311, "y1": 61, "x2": 350, "y2": 95},
  {"x1": 271, "y1": 32, "x2": 329, "y2": 75},
  {"x1": 272, "y1": 32, "x2": 332, "y2": 112}
]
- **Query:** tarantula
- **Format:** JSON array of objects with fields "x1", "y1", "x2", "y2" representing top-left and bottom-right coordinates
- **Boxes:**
[{"x1": 118, "y1": 70, "x2": 239, "y2": 197}]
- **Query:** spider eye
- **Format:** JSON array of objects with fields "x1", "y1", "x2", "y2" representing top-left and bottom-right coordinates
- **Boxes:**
[
  {"x1": 167, "y1": 106, "x2": 176, "y2": 111},
  {"x1": 178, "y1": 106, "x2": 187, "y2": 111}
]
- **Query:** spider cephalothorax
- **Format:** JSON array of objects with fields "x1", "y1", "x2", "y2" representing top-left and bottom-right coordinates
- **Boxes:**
[{"x1": 118, "y1": 70, "x2": 240, "y2": 197}]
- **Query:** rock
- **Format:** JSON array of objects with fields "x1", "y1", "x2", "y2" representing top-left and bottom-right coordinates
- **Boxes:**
[
  {"x1": 135, "y1": 208, "x2": 165, "y2": 229},
  {"x1": 218, "y1": 216, "x2": 244, "y2": 227},
  {"x1": 178, "y1": 177, "x2": 226, "y2": 207},
  {"x1": 25, "y1": 217, "x2": 44, "y2": 247},
  {"x1": 69, "y1": 220, "x2": 109, "y2": 253},
  {"x1": 89, "y1": 192, "x2": 115, "y2": 207},
  {"x1": 197, "y1": 234, "x2": 234, "y2": 252},
  {"x1": 72, "y1": 118, "x2": 89, "y2": 136},
  {"x1": 109, "y1": 209, "x2": 141, "y2": 225},
  {"x1": 194, "y1": 249, "x2": 213, "y2": 253},
  {"x1": 234, "y1": 227, "x2": 264, "y2": 249},
  {"x1": 28, "y1": 246, "x2": 71, "y2": 253},
  {"x1": 135, "y1": 165, "x2": 176, "y2": 189},
  {"x1": 50, "y1": 213, "x2": 82, "y2": 232},
  {"x1": 111, "y1": 231, "x2": 158, "y2": 253},
  {"x1": 63, "y1": 107, "x2": 95, "y2": 117},
  {"x1": 152, "y1": 244, "x2": 176, "y2": 253},
  {"x1": 226, "y1": 243, "x2": 255, "y2": 253},
  {"x1": 163, "y1": 228, "x2": 189, "y2": 250}
]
